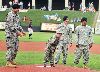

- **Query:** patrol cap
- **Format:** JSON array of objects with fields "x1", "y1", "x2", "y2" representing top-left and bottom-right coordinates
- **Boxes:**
[
  {"x1": 12, "y1": 4, "x2": 20, "y2": 9},
  {"x1": 63, "y1": 16, "x2": 68, "y2": 21},
  {"x1": 81, "y1": 17, "x2": 87, "y2": 22},
  {"x1": 56, "y1": 30, "x2": 62, "y2": 34}
]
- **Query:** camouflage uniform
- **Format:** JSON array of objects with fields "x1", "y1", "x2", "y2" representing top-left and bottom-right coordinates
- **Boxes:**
[
  {"x1": 74, "y1": 25, "x2": 93, "y2": 65},
  {"x1": 54, "y1": 23, "x2": 72, "y2": 64},
  {"x1": 5, "y1": 11, "x2": 24, "y2": 61},
  {"x1": 44, "y1": 35, "x2": 59, "y2": 66}
]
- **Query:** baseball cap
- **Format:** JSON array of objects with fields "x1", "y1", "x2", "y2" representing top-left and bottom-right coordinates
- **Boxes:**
[
  {"x1": 63, "y1": 16, "x2": 68, "y2": 21},
  {"x1": 12, "y1": 4, "x2": 20, "y2": 9},
  {"x1": 81, "y1": 17, "x2": 87, "y2": 22}
]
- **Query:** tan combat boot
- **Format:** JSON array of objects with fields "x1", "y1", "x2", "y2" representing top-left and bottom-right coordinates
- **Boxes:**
[
  {"x1": 11, "y1": 61, "x2": 17, "y2": 65},
  {"x1": 83, "y1": 64, "x2": 88, "y2": 69},
  {"x1": 6, "y1": 61, "x2": 16, "y2": 68}
]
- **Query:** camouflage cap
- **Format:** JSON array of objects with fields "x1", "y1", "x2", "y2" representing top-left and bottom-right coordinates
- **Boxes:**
[{"x1": 56, "y1": 30, "x2": 62, "y2": 34}]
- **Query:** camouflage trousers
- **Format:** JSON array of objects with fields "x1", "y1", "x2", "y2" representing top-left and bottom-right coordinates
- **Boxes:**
[
  {"x1": 6, "y1": 37, "x2": 19, "y2": 61},
  {"x1": 54, "y1": 43, "x2": 68, "y2": 64},
  {"x1": 44, "y1": 45, "x2": 56, "y2": 65},
  {"x1": 74, "y1": 45, "x2": 89, "y2": 65}
]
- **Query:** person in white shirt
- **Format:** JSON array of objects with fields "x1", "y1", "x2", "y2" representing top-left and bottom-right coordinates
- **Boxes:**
[
  {"x1": 9, "y1": 1, "x2": 12, "y2": 8},
  {"x1": 19, "y1": 1, "x2": 23, "y2": 9},
  {"x1": 28, "y1": 20, "x2": 33, "y2": 39},
  {"x1": 28, "y1": 2, "x2": 30, "y2": 9}
]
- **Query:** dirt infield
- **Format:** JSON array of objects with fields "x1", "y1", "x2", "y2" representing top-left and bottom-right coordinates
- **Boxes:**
[
  {"x1": 0, "y1": 41, "x2": 100, "y2": 54},
  {"x1": 0, "y1": 41, "x2": 100, "y2": 72},
  {"x1": 0, "y1": 65, "x2": 99, "y2": 72}
]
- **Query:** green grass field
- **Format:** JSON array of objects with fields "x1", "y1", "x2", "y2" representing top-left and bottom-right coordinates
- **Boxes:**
[
  {"x1": 0, "y1": 10, "x2": 96, "y2": 26},
  {"x1": 0, "y1": 31, "x2": 100, "y2": 44},
  {"x1": 0, "y1": 51, "x2": 100, "y2": 70}
]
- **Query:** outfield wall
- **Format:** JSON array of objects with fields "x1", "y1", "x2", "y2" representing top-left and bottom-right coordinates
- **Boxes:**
[{"x1": 0, "y1": 22, "x2": 96, "y2": 34}]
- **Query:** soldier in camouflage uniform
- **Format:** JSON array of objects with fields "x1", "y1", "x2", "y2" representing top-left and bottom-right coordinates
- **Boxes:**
[
  {"x1": 5, "y1": 4, "x2": 26, "y2": 67},
  {"x1": 44, "y1": 31, "x2": 62, "y2": 67},
  {"x1": 54, "y1": 16, "x2": 72, "y2": 64},
  {"x1": 74, "y1": 17, "x2": 93, "y2": 68}
]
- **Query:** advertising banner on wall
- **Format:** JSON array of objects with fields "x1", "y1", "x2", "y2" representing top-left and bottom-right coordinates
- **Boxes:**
[
  {"x1": 0, "y1": 22, "x2": 5, "y2": 29},
  {"x1": 41, "y1": 23, "x2": 75, "y2": 32},
  {"x1": 41, "y1": 23, "x2": 58, "y2": 31}
]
